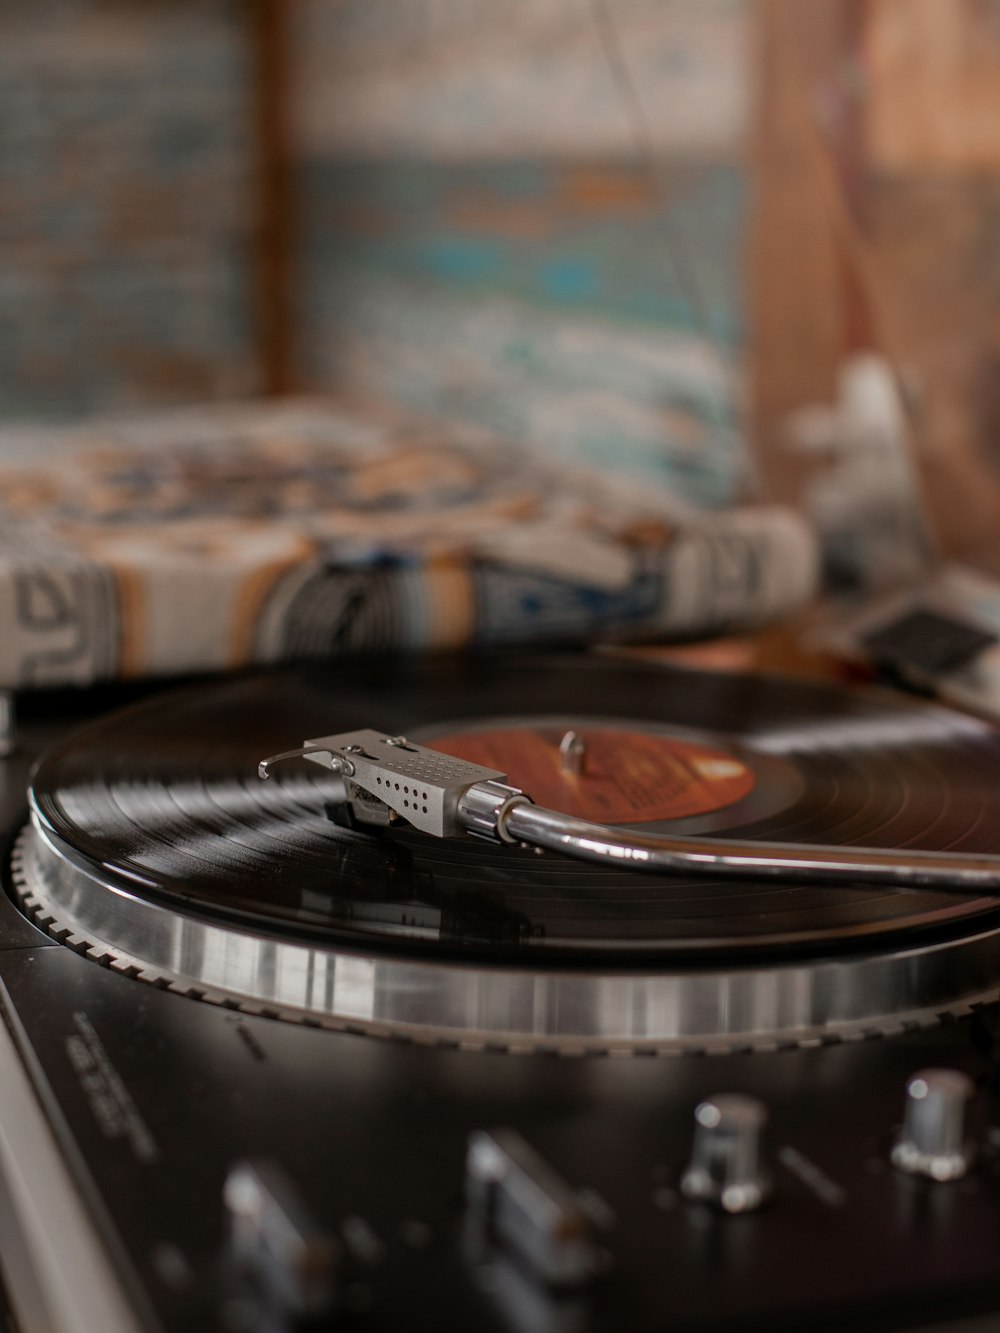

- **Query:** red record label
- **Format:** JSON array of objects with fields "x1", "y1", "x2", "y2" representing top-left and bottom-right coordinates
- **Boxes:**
[{"x1": 429, "y1": 725, "x2": 755, "y2": 824}]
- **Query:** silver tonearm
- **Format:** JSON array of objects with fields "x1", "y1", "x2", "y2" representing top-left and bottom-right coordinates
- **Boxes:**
[{"x1": 258, "y1": 730, "x2": 1000, "y2": 893}]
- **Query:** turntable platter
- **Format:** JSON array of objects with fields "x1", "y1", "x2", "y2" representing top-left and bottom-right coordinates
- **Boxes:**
[{"x1": 14, "y1": 654, "x2": 1000, "y2": 1052}]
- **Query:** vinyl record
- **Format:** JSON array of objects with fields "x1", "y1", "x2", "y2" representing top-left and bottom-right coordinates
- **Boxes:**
[{"x1": 24, "y1": 652, "x2": 1000, "y2": 964}]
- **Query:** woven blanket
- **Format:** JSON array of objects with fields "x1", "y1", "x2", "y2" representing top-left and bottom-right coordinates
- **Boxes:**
[{"x1": 0, "y1": 399, "x2": 817, "y2": 688}]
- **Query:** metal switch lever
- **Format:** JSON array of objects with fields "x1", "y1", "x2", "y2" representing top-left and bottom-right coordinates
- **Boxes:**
[
  {"x1": 681, "y1": 1094, "x2": 772, "y2": 1213},
  {"x1": 892, "y1": 1068, "x2": 974, "y2": 1181},
  {"x1": 466, "y1": 1129, "x2": 598, "y2": 1288},
  {"x1": 224, "y1": 1159, "x2": 340, "y2": 1322}
]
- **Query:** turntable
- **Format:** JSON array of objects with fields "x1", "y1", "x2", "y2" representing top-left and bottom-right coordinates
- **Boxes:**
[{"x1": 4, "y1": 652, "x2": 1000, "y2": 1332}]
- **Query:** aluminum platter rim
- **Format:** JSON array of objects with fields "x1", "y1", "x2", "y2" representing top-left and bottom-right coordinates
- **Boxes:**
[{"x1": 12, "y1": 820, "x2": 1000, "y2": 1057}]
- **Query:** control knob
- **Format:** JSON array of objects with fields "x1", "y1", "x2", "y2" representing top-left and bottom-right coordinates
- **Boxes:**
[
  {"x1": 891, "y1": 1067, "x2": 974, "y2": 1181},
  {"x1": 681, "y1": 1093, "x2": 772, "y2": 1214}
]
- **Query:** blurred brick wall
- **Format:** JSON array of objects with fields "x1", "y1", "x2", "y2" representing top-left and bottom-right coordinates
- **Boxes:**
[{"x1": 0, "y1": 0, "x2": 257, "y2": 420}]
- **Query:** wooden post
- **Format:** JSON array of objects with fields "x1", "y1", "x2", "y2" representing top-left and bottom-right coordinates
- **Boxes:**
[
  {"x1": 749, "y1": 0, "x2": 862, "y2": 501},
  {"x1": 250, "y1": 0, "x2": 296, "y2": 396}
]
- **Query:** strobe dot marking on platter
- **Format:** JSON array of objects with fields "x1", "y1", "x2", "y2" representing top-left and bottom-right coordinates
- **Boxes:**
[{"x1": 14, "y1": 655, "x2": 1000, "y2": 1053}]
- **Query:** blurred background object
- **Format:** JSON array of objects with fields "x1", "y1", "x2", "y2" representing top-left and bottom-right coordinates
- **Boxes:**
[
  {"x1": 0, "y1": 0, "x2": 752, "y2": 505},
  {"x1": 289, "y1": 0, "x2": 750, "y2": 504},
  {"x1": 5, "y1": 0, "x2": 1000, "y2": 682},
  {"x1": 746, "y1": 0, "x2": 1000, "y2": 714},
  {"x1": 753, "y1": 0, "x2": 1000, "y2": 584},
  {"x1": 0, "y1": 0, "x2": 258, "y2": 414}
]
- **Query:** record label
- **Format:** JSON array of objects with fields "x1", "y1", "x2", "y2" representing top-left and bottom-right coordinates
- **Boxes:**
[{"x1": 428, "y1": 724, "x2": 755, "y2": 823}]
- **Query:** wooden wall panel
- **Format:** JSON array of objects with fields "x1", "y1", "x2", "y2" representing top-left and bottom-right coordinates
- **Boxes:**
[
  {"x1": 752, "y1": 0, "x2": 1000, "y2": 576},
  {"x1": 862, "y1": 0, "x2": 1000, "y2": 570},
  {"x1": 868, "y1": 0, "x2": 1000, "y2": 171}
]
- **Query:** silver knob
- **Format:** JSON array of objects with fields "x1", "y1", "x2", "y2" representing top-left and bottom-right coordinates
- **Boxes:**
[
  {"x1": 680, "y1": 1094, "x2": 772, "y2": 1213},
  {"x1": 891, "y1": 1067, "x2": 974, "y2": 1181},
  {"x1": 559, "y1": 730, "x2": 586, "y2": 775}
]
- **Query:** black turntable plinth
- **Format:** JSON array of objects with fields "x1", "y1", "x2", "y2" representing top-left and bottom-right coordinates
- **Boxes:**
[{"x1": 4, "y1": 653, "x2": 1000, "y2": 1333}]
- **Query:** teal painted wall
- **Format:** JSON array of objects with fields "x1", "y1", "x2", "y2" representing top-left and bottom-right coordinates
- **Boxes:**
[{"x1": 291, "y1": 0, "x2": 753, "y2": 506}]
